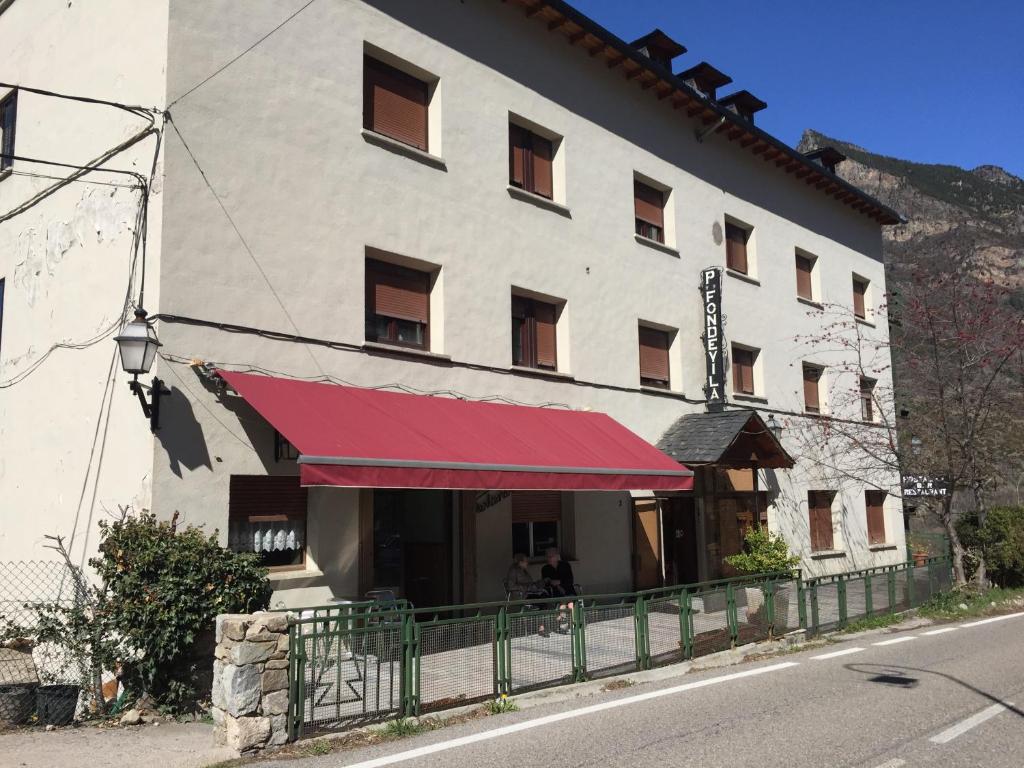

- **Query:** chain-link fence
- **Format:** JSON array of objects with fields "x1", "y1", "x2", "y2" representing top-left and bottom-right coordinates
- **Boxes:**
[{"x1": 0, "y1": 560, "x2": 84, "y2": 728}]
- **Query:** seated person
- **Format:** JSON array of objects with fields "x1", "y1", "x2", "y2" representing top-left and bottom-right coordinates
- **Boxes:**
[
  {"x1": 541, "y1": 548, "x2": 577, "y2": 598},
  {"x1": 505, "y1": 553, "x2": 544, "y2": 599}
]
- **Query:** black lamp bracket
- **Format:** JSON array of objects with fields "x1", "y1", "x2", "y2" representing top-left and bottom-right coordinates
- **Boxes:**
[{"x1": 128, "y1": 376, "x2": 171, "y2": 432}]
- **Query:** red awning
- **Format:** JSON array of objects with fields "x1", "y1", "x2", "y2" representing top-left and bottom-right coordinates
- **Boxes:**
[{"x1": 218, "y1": 371, "x2": 692, "y2": 492}]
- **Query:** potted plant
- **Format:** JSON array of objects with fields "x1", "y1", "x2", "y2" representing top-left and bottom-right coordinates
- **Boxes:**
[
  {"x1": 724, "y1": 527, "x2": 801, "y2": 632},
  {"x1": 908, "y1": 534, "x2": 930, "y2": 566}
]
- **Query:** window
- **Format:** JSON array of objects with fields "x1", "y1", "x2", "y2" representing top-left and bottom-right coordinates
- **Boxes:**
[
  {"x1": 808, "y1": 490, "x2": 835, "y2": 552},
  {"x1": 228, "y1": 475, "x2": 307, "y2": 570},
  {"x1": 860, "y1": 377, "x2": 876, "y2": 421},
  {"x1": 511, "y1": 491, "x2": 562, "y2": 558},
  {"x1": 852, "y1": 276, "x2": 869, "y2": 319},
  {"x1": 363, "y1": 55, "x2": 428, "y2": 151},
  {"x1": 634, "y1": 180, "x2": 665, "y2": 243},
  {"x1": 512, "y1": 294, "x2": 558, "y2": 370},
  {"x1": 731, "y1": 345, "x2": 756, "y2": 395},
  {"x1": 725, "y1": 221, "x2": 750, "y2": 274},
  {"x1": 795, "y1": 253, "x2": 815, "y2": 301},
  {"x1": 803, "y1": 364, "x2": 823, "y2": 414},
  {"x1": 865, "y1": 490, "x2": 887, "y2": 545},
  {"x1": 509, "y1": 123, "x2": 553, "y2": 199},
  {"x1": 638, "y1": 325, "x2": 670, "y2": 388},
  {"x1": 365, "y1": 258, "x2": 431, "y2": 349},
  {"x1": 274, "y1": 431, "x2": 299, "y2": 462},
  {"x1": 0, "y1": 89, "x2": 16, "y2": 173}
]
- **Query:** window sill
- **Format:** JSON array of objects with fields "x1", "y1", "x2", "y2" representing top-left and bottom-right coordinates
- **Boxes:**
[
  {"x1": 0, "y1": 168, "x2": 11, "y2": 183},
  {"x1": 810, "y1": 550, "x2": 847, "y2": 560},
  {"x1": 731, "y1": 393, "x2": 768, "y2": 405},
  {"x1": 726, "y1": 269, "x2": 760, "y2": 286},
  {"x1": 855, "y1": 317, "x2": 876, "y2": 328},
  {"x1": 797, "y1": 296, "x2": 823, "y2": 309},
  {"x1": 361, "y1": 129, "x2": 447, "y2": 171},
  {"x1": 640, "y1": 385, "x2": 688, "y2": 400},
  {"x1": 510, "y1": 364, "x2": 574, "y2": 381},
  {"x1": 634, "y1": 234, "x2": 680, "y2": 257},
  {"x1": 869, "y1": 544, "x2": 898, "y2": 552},
  {"x1": 363, "y1": 341, "x2": 452, "y2": 363},
  {"x1": 507, "y1": 185, "x2": 572, "y2": 218},
  {"x1": 269, "y1": 568, "x2": 325, "y2": 584}
]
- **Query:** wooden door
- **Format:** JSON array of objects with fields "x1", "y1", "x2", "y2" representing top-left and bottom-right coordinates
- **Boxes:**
[
  {"x1": 632, "y1": 499, "x2": 662, "y2": 590},
  {"x1": 663, "y1": 497, "x2": 699, "y2": 585}
]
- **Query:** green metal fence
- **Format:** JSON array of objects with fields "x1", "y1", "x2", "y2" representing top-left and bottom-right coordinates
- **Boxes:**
[{"x1": 286, "y1": 558, "x2": 951, "y2": 739}]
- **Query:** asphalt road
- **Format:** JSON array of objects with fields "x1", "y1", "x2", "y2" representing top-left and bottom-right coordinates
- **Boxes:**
[{"x1": 270, "y1": 612, "x2": 1024, "y2": 768}]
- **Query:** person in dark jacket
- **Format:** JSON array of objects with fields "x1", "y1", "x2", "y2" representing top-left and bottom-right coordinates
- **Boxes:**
[
  {"x1": 541, "y1": 548, "x2": 576, "y2": 634},
  {"x1": 506, "y1": 553, "x2": 552, "y2": 637}
]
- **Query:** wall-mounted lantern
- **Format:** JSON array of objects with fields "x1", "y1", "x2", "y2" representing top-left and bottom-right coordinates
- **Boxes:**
[{"x1": 114, "y1": 308, "x2": 169, "y2": 431}]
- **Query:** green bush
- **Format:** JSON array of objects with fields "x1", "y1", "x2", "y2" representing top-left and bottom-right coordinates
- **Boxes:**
[
  {"x1": 724, "y1": 527, "x2": 800, "y2": 575},
  {"x1": 91, "y1": 513, "x2": 272, "y2": 711},
  {"x1": 977, "y1": 507, "x2": 1024, "y2": 587}
]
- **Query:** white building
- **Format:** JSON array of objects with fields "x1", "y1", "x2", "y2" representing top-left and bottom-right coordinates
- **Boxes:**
[{"x1": 0, "y1": 0, "x2": 906, "y2": 608}]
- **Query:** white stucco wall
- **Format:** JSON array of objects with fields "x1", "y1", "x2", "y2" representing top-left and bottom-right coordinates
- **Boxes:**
[{"x1": 0, "y1": 0, "x2": 168, "y2": 565}]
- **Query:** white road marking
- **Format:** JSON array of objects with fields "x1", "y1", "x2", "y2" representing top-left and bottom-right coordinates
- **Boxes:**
[
  {"x1": 873, "y1": 759, "x2": 906, "y2": 768},
  {"x1": 873, "y1": 636, "x2": 917, "y2": 646},
  {"x1": 929, "y1": 702, "x2": 1012, "y2": 744},
  {"x1": 921, "y1": 627, "x2": 958, "y2": 636},
  {"x1": 960, "y1": 611, "x2": 1024, "y2": 628},
  {"x1": 811, "y1": 647, "x2": 865, "y2": 660},
  {"x1": 337, "y1": 662, "x2": 799, "y2": 768}
]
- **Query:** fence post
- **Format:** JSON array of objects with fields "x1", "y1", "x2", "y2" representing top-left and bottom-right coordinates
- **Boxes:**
[
  {"x1": 797, "y1": 574, "x2": 807, "y2": 631},
  {"x1": 765, "y1": 580, "x2": 776, "y2": 639},
  {"x1": 864, "y1": 573, "x2": 873, "y2": 617},
  {"x1": 494, "y1": 607, "x2": 506, "y2": 696},
  {"x1": 572, "y1": 600, "x2": 587, "y2": 682},
  {"x1": 726, "y1": 583, "x2": 738, "y2": 647},
  {"x1": 679, "y1": 588, "x2": 693, "y2": 660},
  {"x1": 887, "y1": 569, "x2": 896, "y2": 614},
  {"x1": 634, "y1": 597, "x2": 649, "y2": 670},
  {"x1": 810, "y1": 581, "x2": 820, "y2": 635},
  {"x1": 907, "y1": 562, "x2": 916, "y2": 607},
  {"x1": 838, "y1": 576, "x2": 848, "y2": 628}
]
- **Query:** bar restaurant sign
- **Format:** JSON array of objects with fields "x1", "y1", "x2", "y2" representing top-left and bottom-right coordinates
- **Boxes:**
[
  {"x1": 701, "y1": 267, "x2": 726, "y2": 412},
  {"x1": 902, "y1": 475, "x2": 951, "y2": 498}
]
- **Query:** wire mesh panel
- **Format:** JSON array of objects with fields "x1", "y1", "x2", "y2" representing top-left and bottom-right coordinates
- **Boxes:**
[
  {"x1": 935, "y1": 561, "x2": 953, "y2": 592},
  {"x1": 416, "y1": 616, "x2": 496, "y2": 713},
  {"x1": 646, "y1": 593, "x2": 684, "y2": 666},
  {"x1": 735, "y1": 585, "x2": 771, "y2": 645},
  {"x1": 845, "y1": 577, "x2": 867, "y2": 624},
  {"x1": 507, "y1": 604, "x2": 575, "y2": 693},
  {"x1": 892, "y1": 568, "x2": 911, "y2": 611},
  {"x1": 813, "y1": 582, "x2": 842, "y2": 632},
  {"x1": 581, "y1": 601, "x2": 638, "y2": 677},
  {"x1": 690, "y1": 587, "x2": 731, "y2": 657},
  {"x1": 293, "y1": 618, "x2": 404, "y2": 733},
  {"x1": 912, "y1": 567, "x2": 932, "y2": 606},
  {"x1": 870, "y1": 575, "x2": 891, "y2": 615},
  {"x1": 771, "y1": 580, "x2": 801, "y2": 634},
  {"x1": 0, "y1": 561, "x2": 83, "y2": 729}
]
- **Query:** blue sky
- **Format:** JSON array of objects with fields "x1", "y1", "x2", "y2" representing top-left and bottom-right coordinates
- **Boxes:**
[{"x1": 574, "y1": 0, "x2": 1024, "y2": 177}]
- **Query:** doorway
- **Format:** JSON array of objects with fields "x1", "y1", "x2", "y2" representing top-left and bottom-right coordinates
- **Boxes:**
[
  {"x1": 632, "y1": 499, "x2": 662, "y2": 590},
  {"x1": 372, "y1": 489, "x2": 453, "y2": 608},
  {"x1": 662, "y1": 497, "x2": 699, "y2": 586}
]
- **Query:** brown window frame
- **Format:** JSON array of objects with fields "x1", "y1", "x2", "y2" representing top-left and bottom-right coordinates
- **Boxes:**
[
  {"x1": 731, "y1": 345, "x2": 756, "y2": 395},
  {"x1": 363, "y1": 55, "x2": 429, "y2": 151},
  {"x1": 803, "y1": 364, "x2": 823, "y2": 414},
  {"x1": 852, "y1": 276, "x2": 868, "y2": 319},
  {"x1": 511, "y1": 491, "x2": 563, "y2": 559},
  {"x1": 638, "y1": 325, "x2": 671, "y2": 388},
  {"x1": 365, "y1": 258, "x2": 431, "y2": 350},
  {"x1": 228, "y1": 475, "x2": 308, "y2": 572},
  {"x1": 509, "y1": 123, "x2": 554, "y2": 199},
  {"x1": 865, "y1": 489, "x2": 887, "y2": 545},
  {"x1": 634, "y1": 180, "x2": 666, "y2": 244},
  {"x1": 725, "y1": 221, "x2": 750, "y2": 275},
  {"x1": 807, "y1": 490, "x2": 835, "y2": 552},
  {"x1": 860, "y1": 377, "x2": 876, "y2": 422},
  {"x1": 512, "y1": 294, "x2": 558, "y2": 371},
  {"x1": 795, "y1": 253, "x2": 814, "y2": 300},
  {"x1": 0, "y1": 89, "x2": 16, "y2": 174}
]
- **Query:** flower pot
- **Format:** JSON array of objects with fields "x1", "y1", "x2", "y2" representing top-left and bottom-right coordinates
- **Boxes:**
[
  {"x1": 0, "y1": 683, "x2": 38, "y2": 729},
  {"x1": 913, "y1": 551, "x2": 929, "y2": 567},
  {"x1": 36, "y1": 684, "x2": 79, "y2": 727}
]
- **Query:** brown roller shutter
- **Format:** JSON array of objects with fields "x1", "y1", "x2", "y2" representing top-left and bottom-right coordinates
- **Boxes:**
[
  {"x1": 795, "y1": 254, "x2": 813, "y2": 300},
  {"x1": 803, "y1": 365, "x2": 821, "y2": 413},
  {"x1": 633, "y1": 181, "x2": 664, "y2": 228},
  {"x1": 808, "y1": 491, "x2": 834, "y2": 551},
  {"x1": 865, "y1": 490, "x2": 886, "y2": 545},
  {"x1": 725, "y1": 222, "x2": 749, "y2": 274},
  {"x1": 509, "y1": 124, "x2": 527, "y2": 188},
  {"x1": 853, "y1": 278, "x2": 867, "y2": 318},
  {"x1": 367, "y1": 259, "x2": 429, "y2": 324},
  {"x1": 531, "y1": 135, "x2": 553, "y2": 199},
  {"x1": 364, "y1": 56, "x2": 428, "y2": 151},
  {"x1": 638, "y1": 326, "x2": 670, "y2": 385},
  {"x1": 229, "y1": 475, "x2": 307, "y2": 519},
  {"x1": 534, "y1": 300, "x2": 557, "y2": 368},
  {"x1": 732, "y1": 346, "x2": 754, "y2": 394},
  {"x1": 512, "y1": 491, "x2": 562, "y2": 523}
]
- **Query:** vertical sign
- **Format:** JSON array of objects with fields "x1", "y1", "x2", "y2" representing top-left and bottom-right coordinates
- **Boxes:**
[{"x1": 701, "y1": 267, "x2": 726, "y2": 411}]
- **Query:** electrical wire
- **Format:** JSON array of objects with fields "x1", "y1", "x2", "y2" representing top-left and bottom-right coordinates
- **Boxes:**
[{"x1": 0, "y1": 81, "x2": 160, "y2": 120}]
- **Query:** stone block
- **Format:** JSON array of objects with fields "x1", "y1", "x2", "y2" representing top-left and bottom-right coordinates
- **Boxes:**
[
  {"x1": 211, "y1": 659, "x2": 225, "y2": 710},
  {"x1": 268, "y1": 714, "x2": 288, "y2": 746},
  {"x1": 223, "y1": 663, "x2": 262, "y2": 717},
  {"x1": 264, "y1": 658, "x2": 289, "y2": 670},
  {"x1": 216, "y1": 615, "x2": 250, "y2": 643},
  {"x1": 223, "y1": 715, "x2": 271, "y2": 753},
  {"x1": 229, "y1": 640, "x2": 277, "y2": 666},
  {"x1": 276, "y1": 634, "x2": 290, "y2": 653},
  {"x1": 245, "y1": 629, "x2": 279, "y2": 643},
  {"x1": 261, "y1": 666, "x2": 289, "y2": 694},
  {"x1": 251, "y1": 612, "x2": 289, "y2": 634},
  {"x1": 262, "y1": 689, "x2": 288, "y2": 715}
]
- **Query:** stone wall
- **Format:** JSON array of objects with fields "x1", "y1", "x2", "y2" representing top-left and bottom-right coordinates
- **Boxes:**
[{"x1": 211, "y1": 611, "x2": 292, "y2": 753}]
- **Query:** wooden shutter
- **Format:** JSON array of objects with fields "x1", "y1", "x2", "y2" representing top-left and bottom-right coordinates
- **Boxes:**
[
  {"x1": 803, "y1": 365, "x2": 821, "y2": 412},
  {"x1": 531, "y1": 135, "x2": 553, "y2": 199},
  {"x1": 534, "y1": 300, "x2": 557, "y2": 368},
  {"x1": 634, "y1": 181, "x2": 664, "y2": 228},
  {"x1": 808, "y1": 491, "x2": 834, "y2": 551},
  {"x1": 512, "y1": 491, "x2": 562, "y2": 523},
  {"x1": 0, "y1": 91, "x2": 15, "y2": 170},
  {"x1": 853, "y1": 278, "x2": 867, "y2": 318},
  {"x1": 865, "y1": 490, "x2": 886, "y2": 545},
  {"x1": 509, "y1": 124, "x2": 528, "y2": 188},
  {"x1": 364, "y1": 56, "x2": 428, "y2": 151},
  {"x1": 725, "y1": 222, "x2": 748, "y2": 274},
  {"x1": 795, "y1": 254, "x2": 813, "y2": 300},
  {"x1": 229, "y1": 475, "x2": 307, "y2": 519},
  {"x1": 638, "y1": 326, "x2": 670, "y2": 385},
  {"x1": 367, "y1": 259, "x2": 429, "y2": 324},
  {"x1": 732, "y1": 347, "x2": 754, "y2": 394}
]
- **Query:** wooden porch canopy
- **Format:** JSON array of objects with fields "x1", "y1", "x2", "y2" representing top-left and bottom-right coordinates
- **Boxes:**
[{"x1": 656, "y1": 410, "x2": 794, "y2": 469}]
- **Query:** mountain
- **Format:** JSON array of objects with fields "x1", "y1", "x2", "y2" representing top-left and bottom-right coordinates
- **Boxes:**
[{"x1": 798, "y1": 130, "x2": 1024, "y2": 301}]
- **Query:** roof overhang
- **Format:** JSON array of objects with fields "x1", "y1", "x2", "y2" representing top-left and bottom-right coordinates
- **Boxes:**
[{"x1": 657, "y1": 411, "x2": 795, "y2": 470}]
